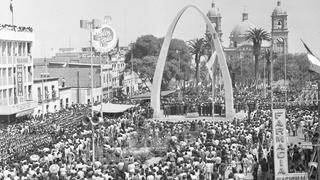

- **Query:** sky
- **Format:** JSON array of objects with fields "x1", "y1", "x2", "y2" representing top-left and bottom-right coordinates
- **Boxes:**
[{"x1": 0, "y1": 0, "x2": 319, "y2": 58}]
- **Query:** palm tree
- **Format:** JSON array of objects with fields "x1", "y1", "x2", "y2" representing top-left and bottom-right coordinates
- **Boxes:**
[
  {"x1": 188, "y1": 38, "x2": 206, "y2": 91},
  {"x1": 245, "y1": 28, "x2": 271, "y2": 87}
]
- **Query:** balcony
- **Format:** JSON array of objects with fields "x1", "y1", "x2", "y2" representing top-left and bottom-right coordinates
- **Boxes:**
[
  {"x1": 3, "y1": 98, "x2": 7, "y2": 105},
  {"x1": 7, "y1": 56, "x2": 13, "y2": 64},
  {"x1": 1, "y1": 56, "x2": 7, "y2": 64},
  {"x1": 8, "y1": 77, "x2": 13, "y2": 85}
]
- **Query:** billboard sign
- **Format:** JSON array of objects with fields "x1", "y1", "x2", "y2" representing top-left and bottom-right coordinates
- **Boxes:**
[
  {"x1": 93, "y1": 25, "x2": 117, "y2": 53},
  {"x1": 17, "y1": 64, "x2": 24, "y2": 97},
  {"x1": 272, "y1": 109, "x2": 288, "y2": 177}
]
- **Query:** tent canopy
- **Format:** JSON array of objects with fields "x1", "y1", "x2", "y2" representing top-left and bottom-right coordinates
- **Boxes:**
[{"x1": 92, "y1": 103, "x2": 137, "y2": 113}]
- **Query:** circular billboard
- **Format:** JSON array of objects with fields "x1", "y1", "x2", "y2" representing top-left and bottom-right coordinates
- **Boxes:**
[{"x1": 93, "y1": 25, "x2": 117, "y2": 53}]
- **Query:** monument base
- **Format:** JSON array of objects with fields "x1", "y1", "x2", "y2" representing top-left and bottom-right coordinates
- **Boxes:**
[{"x1": 186, "y1": 112, "x2": 199, "y2": 118}]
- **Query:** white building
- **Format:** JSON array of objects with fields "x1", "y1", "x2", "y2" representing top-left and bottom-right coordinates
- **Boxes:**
[
  {"x1": 33, "y1": 75, "x2": 60, "y2": 115},
  {"x1": 122, "y1": 71, "x2": 141, "y2": 95},
  {"x1": 0, "y1": 24, "x2": 37, "y2": 123},
  {"x1": 101, "y1": 63, "x2": 113, "y2": 100}
]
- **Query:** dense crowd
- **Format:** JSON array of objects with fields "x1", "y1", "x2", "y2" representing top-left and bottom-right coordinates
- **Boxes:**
[{"x1": 0, "y1": 85, "x2": 319, "y2": 179}]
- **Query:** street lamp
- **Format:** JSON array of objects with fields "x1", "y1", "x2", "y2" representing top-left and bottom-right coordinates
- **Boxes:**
[{"x1": 80, "y1": 18, "x2": 101, "y2": 165}]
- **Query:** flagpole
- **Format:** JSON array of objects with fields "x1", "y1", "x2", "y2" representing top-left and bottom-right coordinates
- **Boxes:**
[{"x1": 10, "y1": 0, "x2": 13, "y2": 25}]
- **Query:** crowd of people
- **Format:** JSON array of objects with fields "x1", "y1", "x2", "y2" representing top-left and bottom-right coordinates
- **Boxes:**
[{"x1": 0, "y1": 84, "x2": 318, "y2": 179}]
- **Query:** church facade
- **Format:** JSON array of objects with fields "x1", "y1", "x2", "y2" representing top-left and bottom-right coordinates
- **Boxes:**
[{"x1": 206, "y1": 1, "x2": 288, "y2": 64}]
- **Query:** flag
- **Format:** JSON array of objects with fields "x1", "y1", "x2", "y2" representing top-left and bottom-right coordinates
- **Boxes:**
[
  {"x1": 116, "y1": 38, "x2": 119, "y2": 52},
  {"x1": 302, "y1": 39, "x2": 320, "y2": 73},
  {"x1": 301, "y1": 39, "x2": 314, "y2": 56},
  {"x1": 10, "y1": 0, "x2": 13, "y2": 13},
  {"x1": 80, "y1": 20, "x2": 90, "y2": 29}
]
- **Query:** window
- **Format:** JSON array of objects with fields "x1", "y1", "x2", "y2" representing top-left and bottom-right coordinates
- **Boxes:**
[
  {"x1": 13, "y1": 42, "x2": 16, "y2": 56},
  {"x1": 27, "y1": 42, "x2": 31, "y2": 55},
  {"x1": 7, "y1": 42, "x2": 11, "y2": 56},
  {"x1": 2, "y1": 42, "x2": 6, "y2": 56},
  {"x1": 18, "y1": 43, "x2": 22, "y2": 56},
  {"x1": 37, "y1": 87, "x2": 41, "y2": 101},
  {"x1": 277, "y1": 20, "x2": 282, "y2": 29},
  {"x1": 66, "y1": 98, "x2": 69, "y2": 108},
  {"x1": 60, "y1": 99, "x2": 63, "y2": 109}
]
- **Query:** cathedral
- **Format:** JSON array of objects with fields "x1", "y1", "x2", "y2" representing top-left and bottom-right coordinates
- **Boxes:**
[{"x1": 206, "y1": 0, "x2": 288, "y2": 63}]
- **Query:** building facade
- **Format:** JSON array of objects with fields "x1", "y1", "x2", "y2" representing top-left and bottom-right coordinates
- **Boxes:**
[
  {"x1": 206, "y1": 1, "x2": 288, "y2": 83},
  {"x1": 206, "y1": 0, "x2": 288, "y2": 61},
  {"x1": 0, "y1": 24, "x2": 37, "y2": 123},
  {"x1": 122, "y1": 71, "x2": 141, "y2": 96},
  {"x1": 33, "y1": 76, "x2": 60, "y2": 115}
]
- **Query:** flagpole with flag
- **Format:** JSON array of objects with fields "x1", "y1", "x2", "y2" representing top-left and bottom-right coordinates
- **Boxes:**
[
  {"x1": 301, "y1": 39, "x2": 320, "y2": 179},
  {"x1": 10, "y1": 0, "x2": 13, "y2": 25}
]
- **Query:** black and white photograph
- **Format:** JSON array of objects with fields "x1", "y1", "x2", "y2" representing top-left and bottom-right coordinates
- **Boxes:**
[{"x1": 0, "y1": 0, "x2": 319, "y2": 179}]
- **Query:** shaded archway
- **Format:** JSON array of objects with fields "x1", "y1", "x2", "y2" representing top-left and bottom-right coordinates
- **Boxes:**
[{"x1": 151, "y1": 5, "x2": 234, "y2": 119}]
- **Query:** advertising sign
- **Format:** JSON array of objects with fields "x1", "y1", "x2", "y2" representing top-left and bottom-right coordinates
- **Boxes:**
[
  {"x1": 17, "y1": 64, "x2": 23, "y2": 97},
  {"x1": 272, "y1": 109, "x2": 288, "y2": 177},
  {"x1": 93, "y1": 25, "x2": 117, "y2": 53},
  {"x1": 275, "y1": 173, "x2": 308, "y2": 180}
]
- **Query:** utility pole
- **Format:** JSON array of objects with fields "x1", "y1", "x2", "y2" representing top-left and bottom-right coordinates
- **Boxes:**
[
  {"x1": 317, "y1": 81, "x2": 320, "y2": 179},
  {"x1": 80, "y1": 18, "x2": 101, "y2": 165},
  {"x1": 130, "y1": 43, "x2": 134, "y2": 97}
]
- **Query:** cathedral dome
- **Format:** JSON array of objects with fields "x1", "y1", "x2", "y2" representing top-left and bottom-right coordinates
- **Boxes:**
[
  {"x1": 230, "y1": 13, "x2": 256, "y2": 41},
  {"x1": 207, "y1": 2, "x2": 220, "y2": 17},
  {"x1": 272, "y1": 1, "x2": 287, "y2": 16}
]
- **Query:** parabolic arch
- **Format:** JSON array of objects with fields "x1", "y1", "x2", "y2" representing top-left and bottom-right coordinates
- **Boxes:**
[{"x1": 150, "y1": 5, "x2": 234, "y2": 119}]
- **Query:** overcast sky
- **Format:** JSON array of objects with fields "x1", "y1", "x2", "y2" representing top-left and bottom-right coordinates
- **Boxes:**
[{"x1": 0, "y1": 0, "x2": 319, "y2": 58}]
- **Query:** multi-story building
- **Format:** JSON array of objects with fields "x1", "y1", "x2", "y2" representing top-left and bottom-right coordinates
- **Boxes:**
[
  {"x1": 33, "y1": 75, "x2": 60, "y2": 115},
  {"x1": 0, "y1": 24, "x2": 37, "y2": 122},
  {"x1": 34, "y1": 61, "x2": 103, "y2": 105},
  {"x1": 122, "y1": 71, "x2": 141, "y2": 95}
]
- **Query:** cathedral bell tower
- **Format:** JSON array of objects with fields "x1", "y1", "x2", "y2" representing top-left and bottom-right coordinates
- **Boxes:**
[
  {"x1": 271, "y1": 1, "x2": 288, "y2": 56},
  {"x1": 206, "y1": 0, "x2": 223, "y2": 42}
]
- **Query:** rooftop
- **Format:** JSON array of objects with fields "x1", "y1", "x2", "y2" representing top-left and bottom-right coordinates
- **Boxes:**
[{"x1": 0, "y1": 24, "x2": 33, "y2": 33}]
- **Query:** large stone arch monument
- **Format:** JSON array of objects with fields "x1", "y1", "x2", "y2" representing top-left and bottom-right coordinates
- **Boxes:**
[{"x1": 150, "y1": 5, "x2": 234, "y2": 119}]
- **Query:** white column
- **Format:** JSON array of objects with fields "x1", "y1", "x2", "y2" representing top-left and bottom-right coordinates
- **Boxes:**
[{"x1": 3, "y1": 89, "x2": 8, "y2": 105}]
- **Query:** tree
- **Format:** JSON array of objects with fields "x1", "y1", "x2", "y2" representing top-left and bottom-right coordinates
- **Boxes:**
[
  {"x1": 245, "y1": 28, "x2": 271, "y2": 87},
  {"x1": 200, "y1": 60, "x2": 210, "y2": 90},
  {"x1": 188, "y1": 38, "x2": 206, "y2": 91},
  {"x1": 125, "y1": 35, "x2": 191, "y2": 90}
]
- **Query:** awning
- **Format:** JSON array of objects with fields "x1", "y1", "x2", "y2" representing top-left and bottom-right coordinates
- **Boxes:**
[
  {"x1": 16, "y1": 109, "x2": 34, "y2": 117},
  {"x1": 92, "y1": 103, "x2": 137, "y2": 113}
]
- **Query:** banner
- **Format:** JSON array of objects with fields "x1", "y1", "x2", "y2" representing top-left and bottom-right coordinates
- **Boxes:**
[
  {"x1": 272, "y1": 109, "x2": 288, "y2": 177},
  {"x1": 17, "y1": 64, "x2": 23, "y2": 97},
  {"x1": 275, "y1": 173, "x2": 308, "y2": 180}
]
